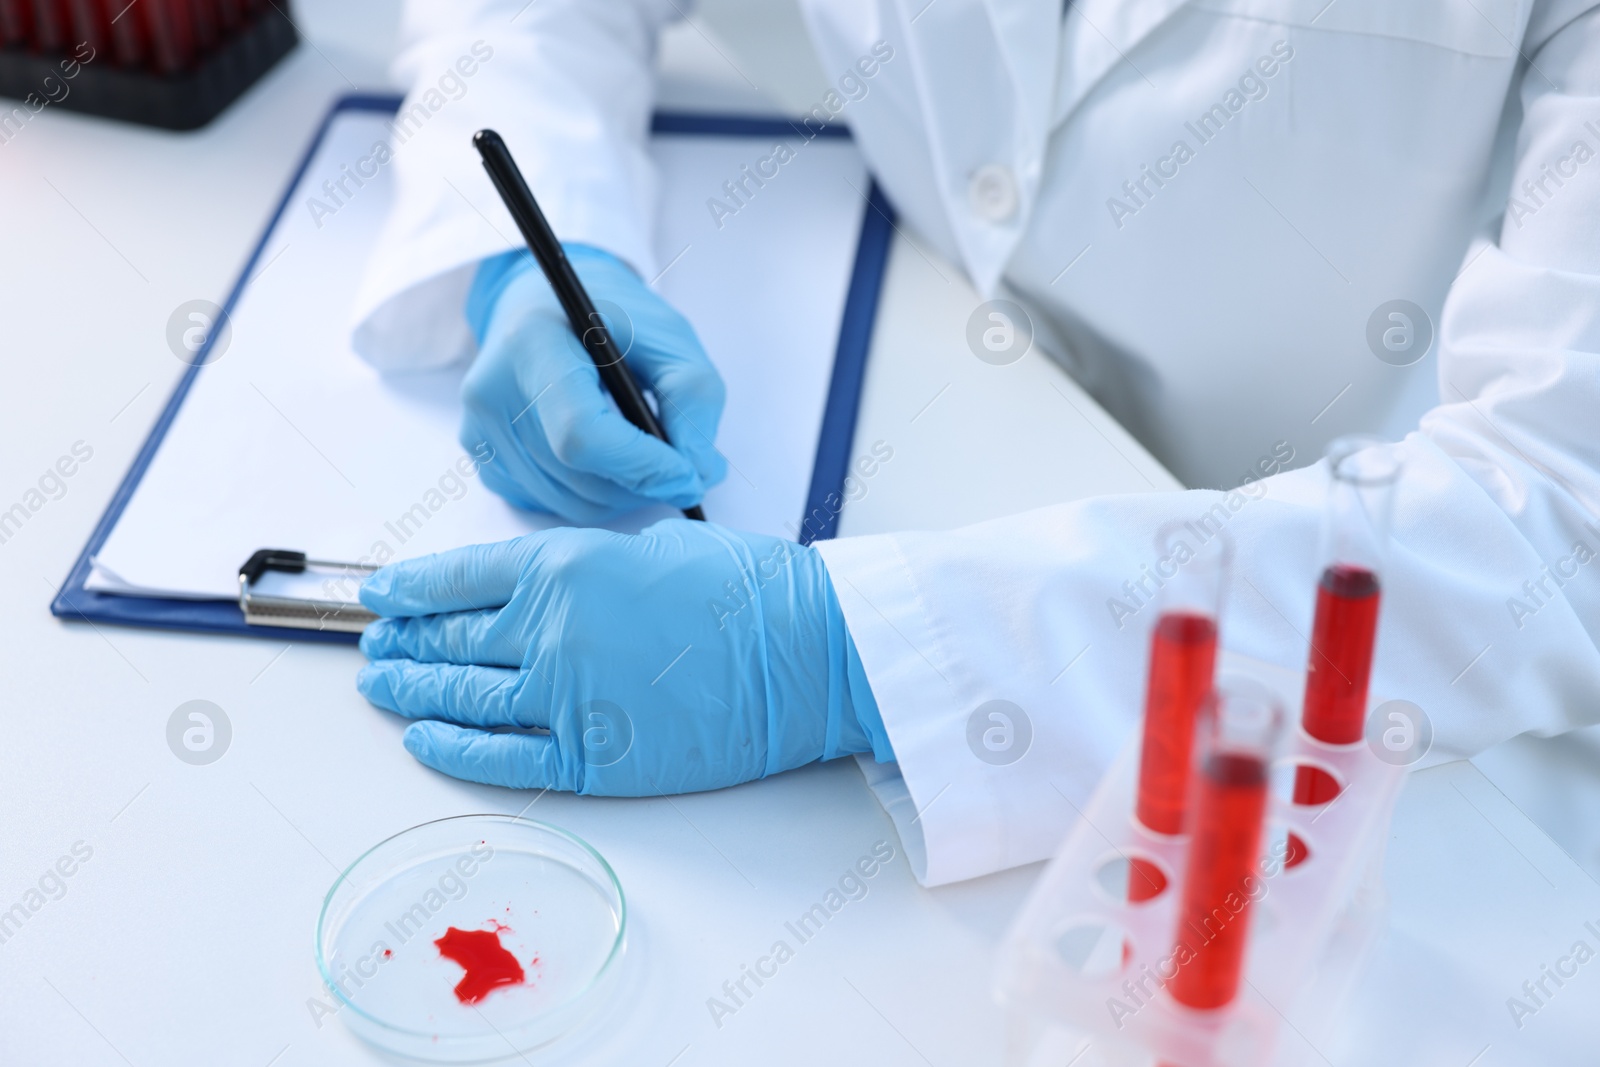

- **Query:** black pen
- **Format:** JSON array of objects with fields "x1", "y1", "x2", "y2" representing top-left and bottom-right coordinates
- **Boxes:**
[{"x1": 472, "y1": 128, "x2": 706, "y2": 522}]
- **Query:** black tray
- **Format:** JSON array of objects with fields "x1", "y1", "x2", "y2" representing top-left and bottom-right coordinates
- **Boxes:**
[{"x1": 0, "y1": 4, "x2": 297, "y2": 131}]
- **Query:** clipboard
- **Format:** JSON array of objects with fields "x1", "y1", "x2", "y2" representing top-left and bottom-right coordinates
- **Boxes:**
[{"x1": 51, "y1": 94, "x2": 896, "y2": 644}]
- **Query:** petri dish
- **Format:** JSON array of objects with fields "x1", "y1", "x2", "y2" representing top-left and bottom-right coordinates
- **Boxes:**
[{"x1": 316, "y1": 814, "x2": 626, "y2": 1063}]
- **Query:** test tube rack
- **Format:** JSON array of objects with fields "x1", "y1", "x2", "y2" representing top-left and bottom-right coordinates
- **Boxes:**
[
  {"x1": 994, "y1": 653, "x2": 1407, "y2": 1067},
  {"x1": 0, "y1": 2, "x2": 296, "y2": 131}
]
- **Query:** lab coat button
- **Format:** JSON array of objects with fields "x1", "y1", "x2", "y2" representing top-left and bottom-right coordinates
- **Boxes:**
[{"x1": 968, "y1": 164, "x2": 1019, "y2": 222}]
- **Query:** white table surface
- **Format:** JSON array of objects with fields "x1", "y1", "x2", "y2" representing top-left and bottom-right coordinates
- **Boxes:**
[{"x1": 2, "y1": 5, "x2": 1596, "y2": 1066}]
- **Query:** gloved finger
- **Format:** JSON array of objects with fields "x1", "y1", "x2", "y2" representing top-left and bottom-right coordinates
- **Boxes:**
[
  {"x1": 358, "y1": 660, "x2": 545, "y2": 729},
  {"x1": 471, "y1": 335, "x2": 693, "y2": 521},
  {"x1": 360, "y1": 537, "x2": 536, "y2": 616},
  {"x1": 536, "y1": 360, "x2": 707, "y2": 506},
  {"x1": 475, "y1": 449, "x2": 620, "y2": 525},
  {"x1": 622, "y1": 321, "x2": 728, "y2": 489},
  {"x1": 360, "y1": 610, "x2": 524, "y2": 669},
  {"x1": 464, "y1": 332, "x2": 642, "y2": 521},
  {"x1": 403, "y1": 721, "x2": 575, "y2": 792},
  {"x1": 491, "y1": 410, "x2": 671, "y2": 525},
  {"x1": 653, "y1": 384, "x2": 728, "y2": 490},
  {"x1": 462, "y1": 422, "x2": 573, "y2": 516}
]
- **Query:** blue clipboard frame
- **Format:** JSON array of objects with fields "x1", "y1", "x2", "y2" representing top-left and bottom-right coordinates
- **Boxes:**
[{"x1": 51, "y1": 93, "x2": 896, "y2": 644}]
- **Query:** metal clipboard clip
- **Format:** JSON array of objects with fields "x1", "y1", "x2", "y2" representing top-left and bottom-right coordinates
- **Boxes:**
[{"x1": 238, "y1": 549, "x2": 379, "y2": 633}]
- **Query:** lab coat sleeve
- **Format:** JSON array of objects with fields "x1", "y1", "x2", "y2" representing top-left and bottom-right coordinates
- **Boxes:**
[
  {"x1": 347, "y1": 0, "x2": 681, "y2": 371},
  {"x1": 818, "y1": 5, "x2": 1600, "y2": 887}
]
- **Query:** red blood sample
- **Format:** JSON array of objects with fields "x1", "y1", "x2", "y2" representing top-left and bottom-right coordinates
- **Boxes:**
[
  {"x1": 1300, "y1": 564, "x2": 1381, "y2": 746},
  {"x1": 1291, "y1": 762, "x2": 1343, "y2": 806},
  {"x1": 214, "y1": 0, "x2": 241, "y2": 34},
  {"x1": 0, "y1": 0, "x2": 34, "y2": 48},
  {"x1": 140, "y1": 0, "x2": 194, "y2": 73},
  {"x1": 102, "y1": 0, "x2": 146, "y2": 67},
  {"x1": 1284, "y1": 832, "x2": 1309, "y2": 869},
  {"x1": 29, "y1": 0, "x2": 66, "y2": 50},
  {"x1": 434, "y1": 926, "x2": 525, "y2": 1004},
  {"x1": 1169, "y1": 751, "x2": 1269, "y2": 1010},
  {"x1": 186, "y1": 0, "x2": 216, "y2": 52},
  {"x1": 67, "y1": 0, "x2": 106, "y2": 53},
  {"x1": 1136, "y1": 612, "x2": 1218, "y2": 835},
  {"x1": 1124, "y1": 856, "x2": 1168, "y2": 903}
]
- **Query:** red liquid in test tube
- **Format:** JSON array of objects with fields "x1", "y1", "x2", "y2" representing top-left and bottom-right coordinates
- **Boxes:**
[
  {"x1": 1299, "y1": 439, "x2": 1400, "y2": 751},
  {"x1": 1133, "y1": 524, "x2": 1229, "y2": 841},
  {"x1": 102, "y1": 0, "x2": 146, "y2": 66},
  {"x1": 1168, "y1": 682, "x2": 1282, "y2": 1011},
  {"x1": 141, "y1": 0, "x2": 194, "y2": 73},
  {"x1": 68, "y1": 0, "x2": 107, "y2": 55},
  {"x1": 29, "y1": 0, "x2": 66, "y2": 50},
  {"x1": 1300, "y1": 564, "x2": 1381, "y2": 745},
  {"x1": 1136, "y1": 612, "x2": 1218, "y2": 835},
  {"x1": 0, "y1": 0, "x2": 33, "y2": 47},
  {"x1": 186, "y1": 0, "x2": 216, "y2": 53},
  {"x1": 1169, "y1": 751, "x2": 1269, "y2": 1008}
]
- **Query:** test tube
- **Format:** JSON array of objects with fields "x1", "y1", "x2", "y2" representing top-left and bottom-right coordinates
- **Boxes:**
[
  {"x1": 1299, "y1": 437, "x2": 1402, "y2": 750},
  {"x1": 100, "y1": 0, "x2": 146, "y2": 66},
  {"x1": 1168, "y1": 679, "x2": 1283, "y2": 1010},
  {"x1": 0, "y1": 0, "x2": 33, "y2": 48},
  {"x1": 141, "y1": 0, "x2": 194, "y2": 73},
  {"x1": 67, "y1": 0, "x2": 107, "y2": 55},
  {"x1": 186, "y1": 0, "x2": 216, "y2": 54},
  {"x1": 1134, "y1": 523, "x2": 1229, "y2": 839},
  {"x1": 29, "y1": 0, "x2": 66, "y2": 50}
]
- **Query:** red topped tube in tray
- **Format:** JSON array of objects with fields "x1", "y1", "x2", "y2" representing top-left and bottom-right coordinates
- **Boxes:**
[
  {"x1": 1168, "y1": 679, "x2": 1284, "y2": 1010},
  {"x1": 1134, "y1": 524, "x2": 1230, "y2": 838},
  {"x1": 0, "y1": 0, "x2": 34, "y2": 48},
  {"x1": 28, "y1": 0, "x2": 66, "y2": 50},
  {"x1": 1300, "y1": 437, "x2": 1402, "y2": 748}
]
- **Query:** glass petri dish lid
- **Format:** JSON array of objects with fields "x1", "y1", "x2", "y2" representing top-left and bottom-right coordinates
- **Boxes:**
[{"x1": 316, "y1": 814, "x2": 626, "y2": 1063}]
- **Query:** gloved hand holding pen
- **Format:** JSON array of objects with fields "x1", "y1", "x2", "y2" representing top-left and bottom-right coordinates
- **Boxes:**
[
  {"x1": 461, "y1": 244, "x2": 728, "y2": 523},
  {"x1": 356, "y1": 520, "x2": 895, "y2": 794}
]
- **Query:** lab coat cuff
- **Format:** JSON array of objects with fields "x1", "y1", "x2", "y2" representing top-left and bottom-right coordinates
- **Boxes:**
[
  {"x1": 852, "y1": 755, "x2": 929, "y2": 882},
  {"x1": 816, "y1": 533, "x2": 1004, "y2": 886}
]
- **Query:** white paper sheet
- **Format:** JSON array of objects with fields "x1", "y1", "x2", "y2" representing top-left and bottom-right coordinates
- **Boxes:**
[{"x1": 89, "y1": 111, "x2": 868, "y2": 600}]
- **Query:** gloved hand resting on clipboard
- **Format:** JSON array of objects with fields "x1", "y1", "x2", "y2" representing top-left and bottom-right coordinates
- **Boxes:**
[
  {"x1": 355, "y1": 521, "x2": 894, "y2": 794},
  {"x1": 462, "y1": 245, "x2": 728, "y2": 522}
]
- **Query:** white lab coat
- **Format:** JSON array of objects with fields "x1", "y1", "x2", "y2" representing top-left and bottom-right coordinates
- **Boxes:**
[{"x1": 353, "y1": 0, "x2": 1600, "y2": 886}]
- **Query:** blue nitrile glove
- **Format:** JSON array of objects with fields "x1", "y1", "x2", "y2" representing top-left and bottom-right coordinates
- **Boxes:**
[
  {"x1": 460, "y1": 246, "x2": 727, "y2": 523},
  {"x1": 355, "y1": 520, "x2": 893, "y2": 795}
]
